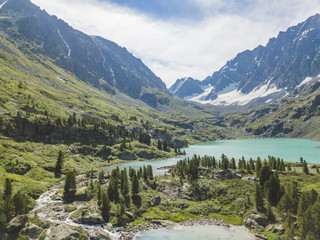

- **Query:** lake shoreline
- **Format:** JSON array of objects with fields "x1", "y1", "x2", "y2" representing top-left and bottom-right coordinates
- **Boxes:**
[{"x1": 116, "y1": 218, "x2": 254, "y2": 240}]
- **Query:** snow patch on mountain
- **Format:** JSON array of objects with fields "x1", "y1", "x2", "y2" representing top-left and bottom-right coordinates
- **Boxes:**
[
  {"x1": 58, "y1": 29, "x2": 71, "y2": 57},
  {"x1": 0, "y1": 1, "x2": 8, "y2": 9},
  {"x1": 57, "y1": 76, "x2": 66, "y2": 83},
  {"x1": 188, "y1": 85, "x2": 214, "y2": 101},
  {"x1": 171, "y1": 77, "x2": 188, "y2": 95},
  {"x1": 191, "y1": 82, "x2": 283, "y2": 106},
  {"x1": 297, "y1": 77, "x2": 313, "y2": 88}
]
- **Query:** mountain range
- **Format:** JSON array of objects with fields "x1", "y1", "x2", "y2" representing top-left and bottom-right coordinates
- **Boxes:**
[
  {"x1": 0, "y1": 0, "x2": 171, "y2": 108},
  {"x1": 170, "y1": 14, "x2": 320, "y2": 107},
  {"x1": 0, "y1": 0, "x2": 319, "y2": 143}
]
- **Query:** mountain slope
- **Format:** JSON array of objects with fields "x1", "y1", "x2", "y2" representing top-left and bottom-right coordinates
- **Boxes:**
[
  {"x1": 224, "y1": 76, "x2": 320, "y2": 140},
  {"x1": 0, "y1": 0, "x2": 168, "y2": 106},
  {"x1": 170, "y1": 14, "x2": 320, "y2": 106}
]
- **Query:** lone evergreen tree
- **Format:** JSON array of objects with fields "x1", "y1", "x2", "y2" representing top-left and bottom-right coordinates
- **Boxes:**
[
  {"x1": 157, "y1": 140, "x2": 162, "y2": 150},
  {"x1": 55, "y1": 150, "x2": 64, "y2": 178},
  {"x1": 3, "y1": 178, "x2": 14, "y2": 219},
  {"x1": 64, "y1": 170, "x2": 77, "y2": 197},
  {"x1": 163, "y1": 140, "x2": 168, "y2": 151},
  {"x1": 254, "y1": 183, "x2": 264, "y2": 212},
  {"x1": 303, "y1": 160, "x2": 309, "y2": 174}
]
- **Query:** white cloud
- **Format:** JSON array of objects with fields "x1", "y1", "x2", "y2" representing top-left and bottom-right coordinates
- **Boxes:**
[{"x1": 31, "y1": 0, "x2": 320, "y2": 87}]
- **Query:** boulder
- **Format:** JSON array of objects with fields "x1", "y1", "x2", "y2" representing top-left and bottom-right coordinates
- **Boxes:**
[
  {"x1": 27, "y1": 224, "x2": 41, "y2": 238},
  {"x1": 266, "y1": 224, "x2": 284, "y2": 233},
  {"x1": 77, "y1": 213, "x2": 104, "y2": 225},
  {"x1": 245, "y1": 214, "x2": 268, "y2": 228},
  {"x1": 214, "y1": 170, "x2": 241, "y2": 180},
  {"x1": 7, "y1": 215, "x2": 28, "y2": 233},
  {"x1": 87, "y1": 228, "x2": 112, "y2": 240},
  {"x1": 152, "y1": 196, "x2": 161, "y2": 205},
  {"x1": 46, "y1": 223, "x2": 84, "y2": 240},
  {"x1": 241, "y1": 176, "x2": 258, "y2": 183},
  {"x1": 143, "y1": 184, "x2": 148, "y2": 191},
  {"x1": 125, "y1": 211, "x2": 134, "y2": 220},
  {"x1": 255, "y1": 233, "x2": 268, "y2": 240}
]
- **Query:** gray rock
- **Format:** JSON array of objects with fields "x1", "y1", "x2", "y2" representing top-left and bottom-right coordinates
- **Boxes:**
[
  {"x1": 87, "y1": 228, "x2": 112, "y2": 240},
  {"x1": 77, "y1": 213, "x2": 104, "y2": 225},
  {"x1": 152, "y1": 196, "x2": 161, "y2": 205},
  {"x1": 137, "y1": 151, "x2": 154, "y2": 159},
  {"x1": 46, "y1": 223, "x2": 84, "y2": 240},
  {"x1": 245, "y1": 214, "x2": 268, "y2": 228},
  {"x1": 266, "y1": 224, "x2": 284, "y2": 233},
  {"x1": 214, "y1": 170, "x2": 241, "y2": 180},
  {"x1": 241, "y1": 176, "x2": 258, "y2": 183},
  {"x1": 119, "y1": 152, "x2": 137, "y2": 160},
  {"x1": 7, "y1": 215, "x2": 28, "y2": 233},
  {"x1": 125, "y1": 211, "x2": 134, "y2": 220},
  {"x1": 104, "y1": 223, "x2": 113, "y2": 232},
  {"x1": 27, "y1": 224, "x2": 41, "y2": 238},
  {"x1": 255, "y1": 233, "x2": 268, "y2": 240}
]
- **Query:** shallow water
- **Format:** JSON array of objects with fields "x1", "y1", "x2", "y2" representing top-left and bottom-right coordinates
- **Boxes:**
[
  {"x1": 105, "y1": 138, "x2": 320, "y2": 175},
  {"x1": 133, "y1": 225, "x2": 255, "y2": 240}
]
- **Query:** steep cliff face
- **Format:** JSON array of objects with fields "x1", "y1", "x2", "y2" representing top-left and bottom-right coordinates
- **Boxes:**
[{"x1": 170, "y1": 14, "x2": 320, "y2": 106}]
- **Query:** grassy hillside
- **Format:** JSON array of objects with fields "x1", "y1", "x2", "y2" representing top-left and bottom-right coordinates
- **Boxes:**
[{"x1": 0, "y1": 27, "x2": 226, "y2": 200}]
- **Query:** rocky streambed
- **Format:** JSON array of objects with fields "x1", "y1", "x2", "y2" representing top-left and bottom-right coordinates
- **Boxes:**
[{"x1": 29, "y1": 182, "x2": 121, "y2": 240}]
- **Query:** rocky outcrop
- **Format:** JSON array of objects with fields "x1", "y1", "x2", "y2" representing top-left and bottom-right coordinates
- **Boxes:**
[
  {"x1": 266, "y1": 224, "x2": 285, "y2": 234},
  {"x1": 137, "y1": 151, "x2": 156, "y2": 159},
  {"x1": 46, "y1": 223, "x2": 84, "y2": 240},
  {"x1": 86, "y1": 228, "x2": 112, "y2": 240},
  {"x1": 119, "y1": 152, "x2": 137, "y2": 161},
  {"x1": 26, "y1": 224, "x2": 41, "y2": 239},
  {"x1": 152, "y1": 196, "x2": 161, "y2": 205},
  {"x1": 76, "y1": 213, "x2": 104, "y2": 225},
  {"x1": 241, "y1": 176, "x2": 258, "y2": 183},
  {"x1": 7, "y1": 215, "x2": 28, "y2": 233},
  {"x1": 244, "y1": 214, "x2": 268, "y2": 228},
  {"x1": 213, "y1": 170, "x2": 242, "y2": 180}
]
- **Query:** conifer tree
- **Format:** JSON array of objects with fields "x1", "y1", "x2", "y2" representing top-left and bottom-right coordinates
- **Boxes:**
[
  {"x1": 147, "y1": 165, "x2": 153, "y2": 180},
  {"x1": 55, "y1": 150, "x2": 64, "y2": 178},
  {"x1": 101, "y1": 190, "x2": 110, "y2": 222},
  {"x1": 254, "y1": 183, "x2": 264, "y2": 212},
  {"x1": 13, "y1": 192, "x2": 28, "y2": 215},
  {"x1": 265, "y1": 172, "x2": 281, "y2": 206},
  {"x1": 256, "y1": 157, "x2": 262, "y2": 173},
  {"x1": 131, "y1": 172, "x2": 139, "y2": 196},
  {"x1": 3, "y1": 178, "x2": 14, "y2": 220},
  {"x1": 303, "y1": 160, "x2": 309, "y2": 174},
  {"x1": 64, "y1": 170, "x2": 77, "y2": 197},
  {"x1": 157, "y1": 140, "x2": 162, "y2": 150},
  {"x1": 97, "y1": 182, "x2": 102, "y2": 206},
  {"x1": 99, "y1": 170, "x2": 104, "y2": 184},
  {"x1": 267, "y1": 202, "x2": 275, "y2": 222},
  {"x1": 163, "y1": 140, "x2": 168, "y2": 151}
]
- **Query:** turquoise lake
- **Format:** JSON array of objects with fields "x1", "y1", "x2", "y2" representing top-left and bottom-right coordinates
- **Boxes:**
[
  {"x1": 106, "y1": 138, "x2": 320, "y2": 175},
  {"x1": 133, "y1": 225, "x2": 255, "y2": 240}
]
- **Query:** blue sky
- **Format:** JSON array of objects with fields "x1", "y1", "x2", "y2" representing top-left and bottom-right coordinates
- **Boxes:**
[{"x1": 31, "y1": 0, "x2": 320, "y2": 87}]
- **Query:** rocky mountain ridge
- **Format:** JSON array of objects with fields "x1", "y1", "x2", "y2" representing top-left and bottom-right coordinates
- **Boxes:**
[
  {"x1": 170, "y1": 14, "x2": 320, "y2": 107},
  {"x1": 0, "y1": 0, "x2": 168, "y2": 107}
]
